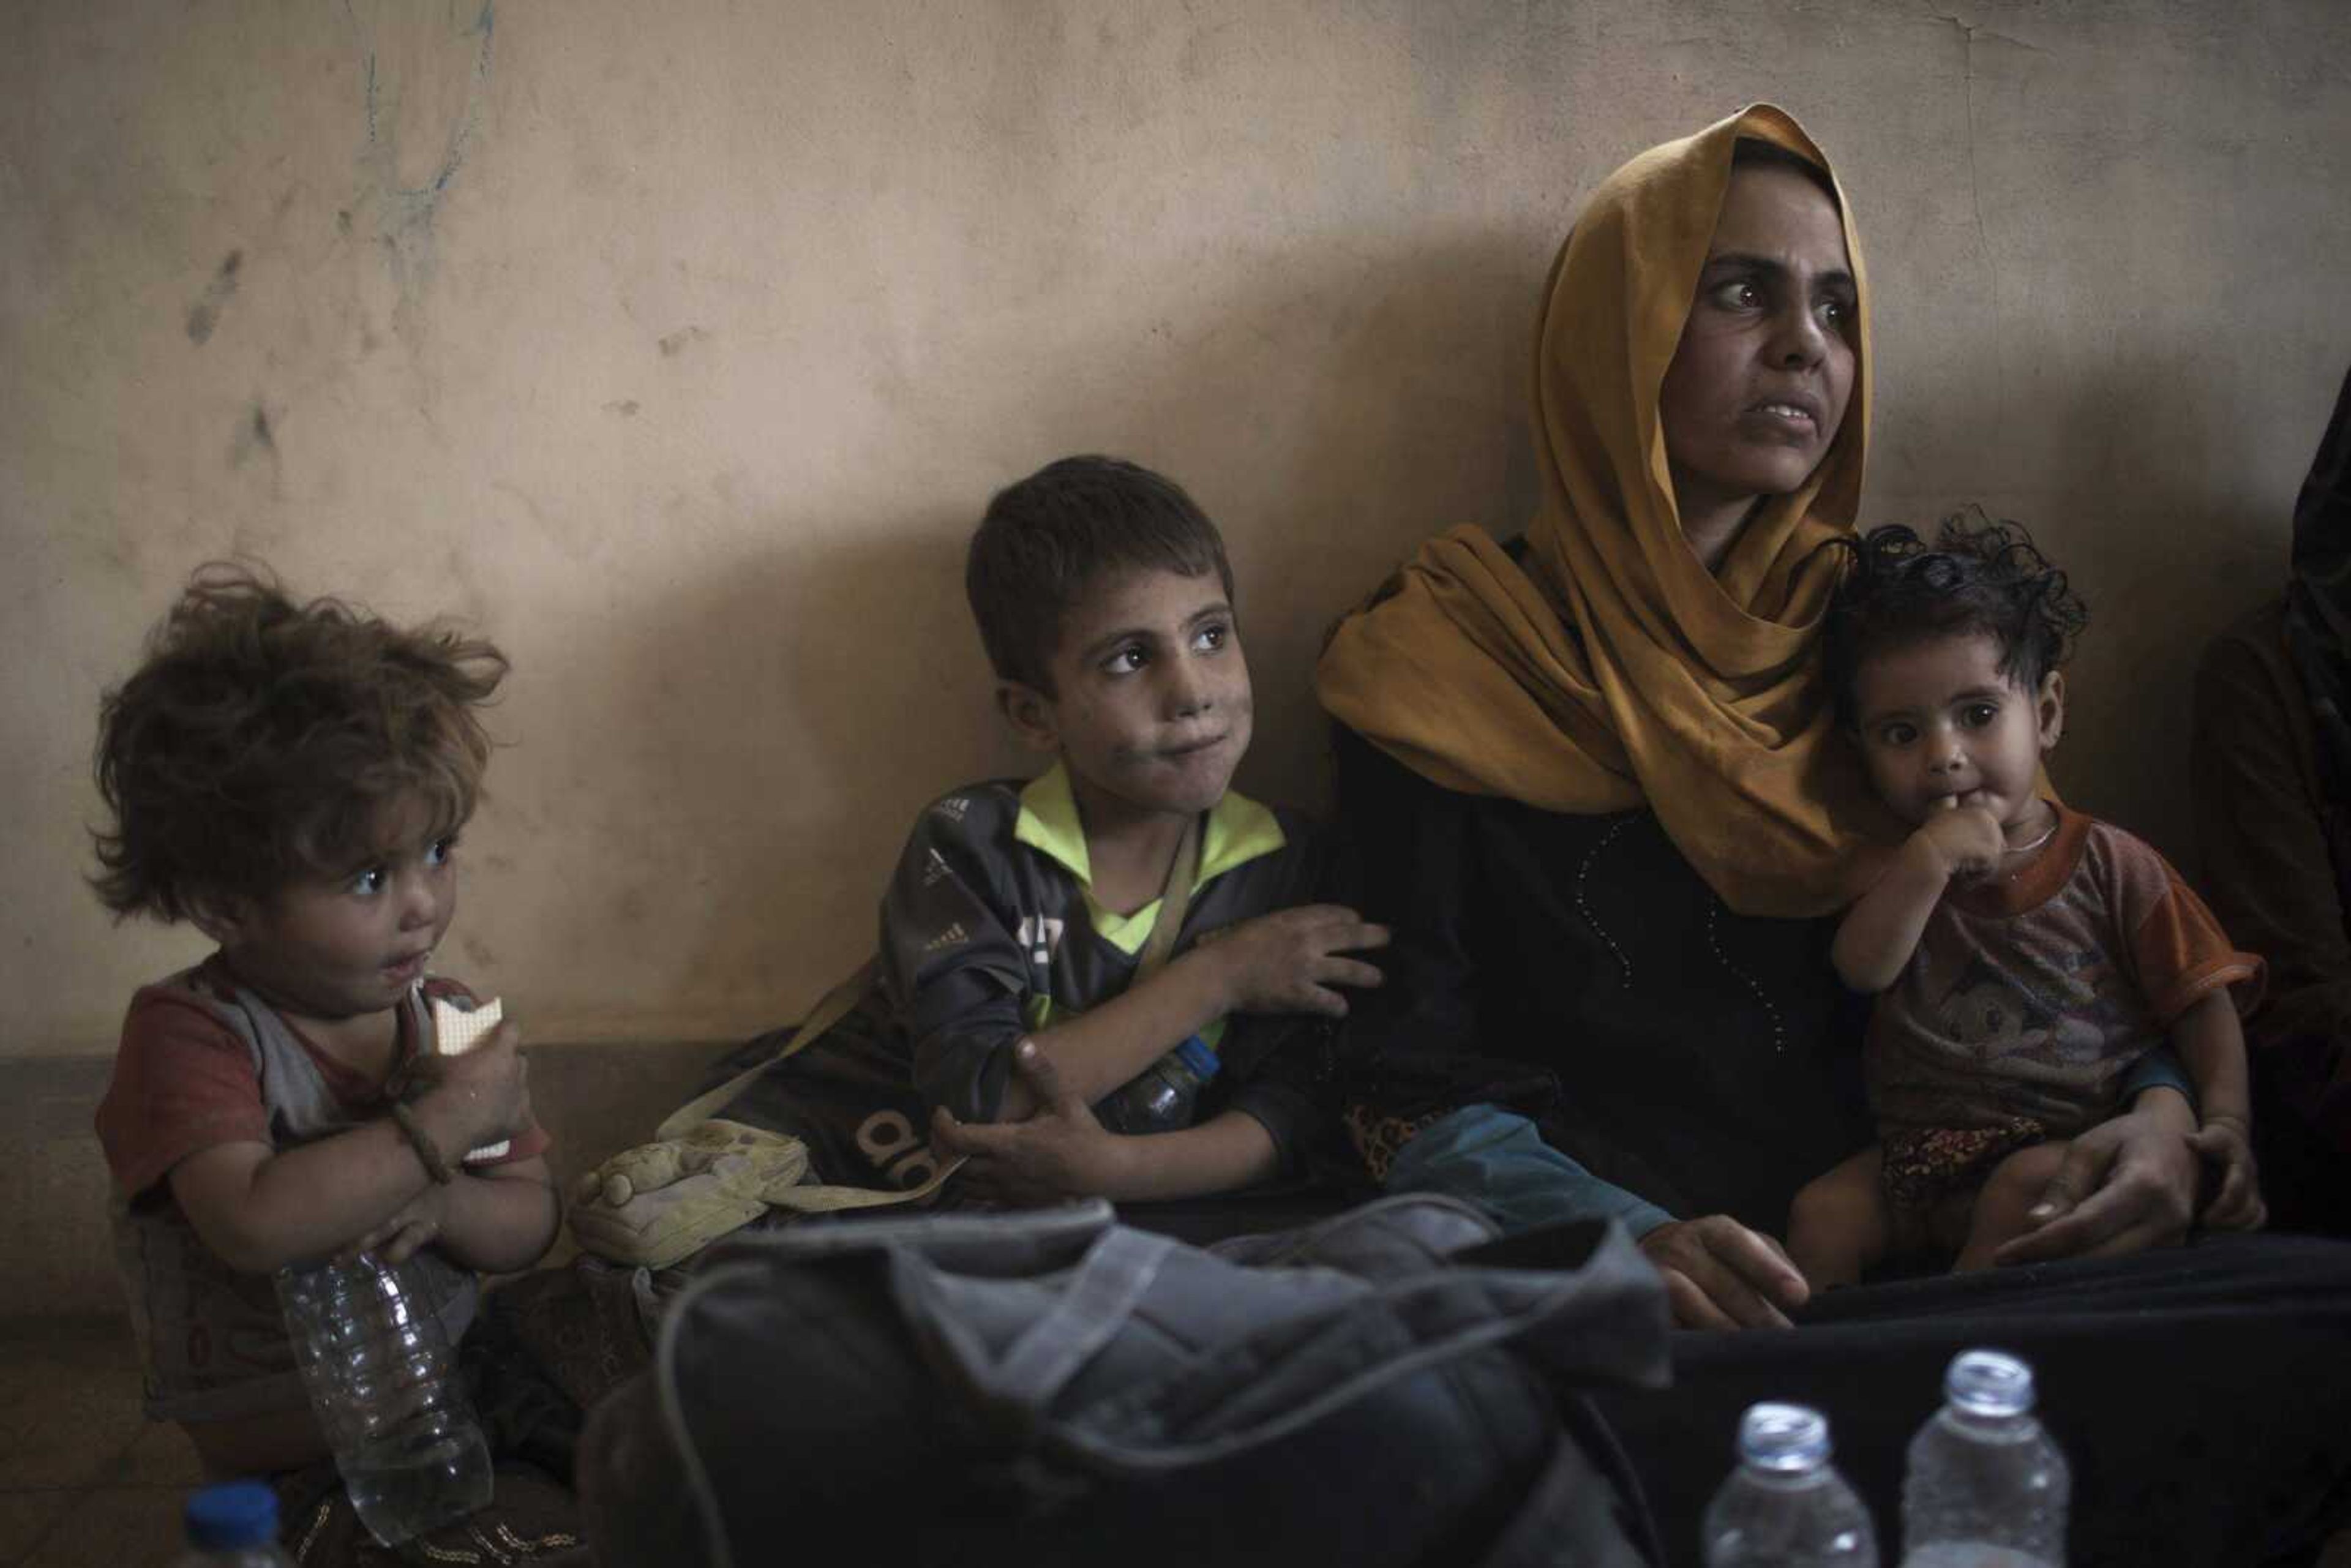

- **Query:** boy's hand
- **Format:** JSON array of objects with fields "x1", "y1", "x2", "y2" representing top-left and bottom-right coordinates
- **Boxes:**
[
  {"x1": 1208, "y1": 905, "x2": 1390, "y2": 1018},
  {"x1": 931, "y1": 1041, "x2": 1133, "y2": 1202},
  {"x1": 343, "y1": 1184, "x2": 449, "y2": 1265},
  {"x1": 2189, "y1": 1115, "x2": 2268, "y2": 1231},
  {"x1": 1912, "y1": 801, "x2": 2008, "y2": 883},
  {"x1": 416, "y1": 1019, "x2": 531, "y2": 1153}
]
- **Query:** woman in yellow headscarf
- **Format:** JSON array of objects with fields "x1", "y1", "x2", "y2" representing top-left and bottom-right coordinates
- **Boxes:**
[{"x1": 1317, "y1": 105, "x2": 2205, "y2": 1332}]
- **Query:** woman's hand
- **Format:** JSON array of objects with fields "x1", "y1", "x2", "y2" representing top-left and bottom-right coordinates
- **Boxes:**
[
  {"x1": 931, "y1": 1041, "x2": 1133, "y2": 1203},
  {"x1": 1638, "y1": 1215, "x2": 1810, "y2": 1330},
  {"x1": 1992, "y1": 1092, "x2": 2199, "y2": 1265}
]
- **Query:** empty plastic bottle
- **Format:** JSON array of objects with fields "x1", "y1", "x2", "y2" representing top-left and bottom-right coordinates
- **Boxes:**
[
  {"x1": 1094, "y1": 1034, "x2": 1220, "y2": 1133},
  {"x1": 173, "y1": 1480, "x2": 294, "y2": 1566},
  {"x1": 1900, "y1": 1348, "x2": 2068, "y2": 1568},
  {"x1": 1703, "y1": 1401, "x2": 1880, "y2": 1566},
  {"x1": 275, "y1": 1252, "x2": 494, "y2": 1546}
]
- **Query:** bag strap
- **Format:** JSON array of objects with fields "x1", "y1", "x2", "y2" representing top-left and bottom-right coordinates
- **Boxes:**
[
  {"x1": 762, "y1": 1154, "x2": 964, "y2": 1213},
  {"x1": 655, "y1": 959, "x2": 879, "y2": 1141},
  {"x1": 904, "y1": 1225, "x2": 1179, "y2": 1407},
  {"x1": 1131, "y1": 812, "x2": 1202, "y2": 983},
  {"x1": 653, "y1": 809, "x2": 1200, "y2": 1179},
  {"x1": 656, "y1": 962, "x2": 973, "y2": 1212}
]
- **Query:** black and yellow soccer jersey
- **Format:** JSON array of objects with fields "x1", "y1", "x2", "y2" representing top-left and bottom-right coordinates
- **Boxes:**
[{"x1": 705, "y1": 765, "x2": 1338, "y2": 1197}]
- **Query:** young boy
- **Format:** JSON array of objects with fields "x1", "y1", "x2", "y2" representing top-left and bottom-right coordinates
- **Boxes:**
[
  {"x1": 89, "y1": 566, "x2": 558, "y2": 1496},
  {"x1": 1787, "y1": 515, "x2": 2267, "y2": 1287},
  {"x1": 690, "y1": 455, "x2": 1387, "y2": 1207}
]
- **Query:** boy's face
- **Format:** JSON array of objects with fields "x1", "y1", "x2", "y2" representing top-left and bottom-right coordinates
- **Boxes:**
[
  {"x1": 1850, "y1": 631, "x2": 2063, "y2": 835},
  {"x1": 210, "y1": 793, "x2": 461, "y2": 1026},
  {"x1": 1002, "y1": 566, "x2": 1252, "y2": 831}
]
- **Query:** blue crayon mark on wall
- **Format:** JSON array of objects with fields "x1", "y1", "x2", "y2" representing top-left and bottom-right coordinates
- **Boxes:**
[{"x1": 342, "y1": 0, "x2": 495, "y2": 352}]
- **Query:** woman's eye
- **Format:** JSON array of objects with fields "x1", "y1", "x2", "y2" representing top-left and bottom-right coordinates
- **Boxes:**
[{"x1": 1711, "y1": 277, "x2": 1764, "y2": 311}]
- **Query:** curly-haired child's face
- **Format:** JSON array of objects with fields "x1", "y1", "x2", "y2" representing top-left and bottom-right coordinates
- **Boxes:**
[
  {"x1": 1851, "y1": 631, "x2": 2063, "y2": 839},
  {"x1": 212, "y1": 793, "x2": 460, "y2": 1026},
  {"x1": 1002, "y1": 566, "x2": 1252, "y2": 831}
]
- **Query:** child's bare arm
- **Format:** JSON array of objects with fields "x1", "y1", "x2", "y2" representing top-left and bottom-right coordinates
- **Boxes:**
[
  {"x1": 1097, "y1": 1110, "x2": 1280, "y2": 1200},
  {"x1": 2172, "y1": 990, "x2": 2253, "y2": 1127},
  {"x1": 1832, "y1": 807, "x2": 2006, "y2": 992},
  {"x1": 171, "y1": 1127, "x2": 438, "y2": 1274},
  {"x1": 348, "y1": 1154, "x2": 561, "y2": 1273},
  {"x1": 2173, "y1": 991, "x2": 2266, "y2": 1229},
  {"x1": 1003, "y1": 944, "x2": 1229, "y2": 1118},
  {"x1": 1001, "y1": 905, "x2": 1387, "y2": 1119},
  {"x1": 934, "y1": 1041, "x2": 1280, "y2": 1201},
  {"x1": 166, "y1": 1027, "x2": 531, "y2": 1274}
]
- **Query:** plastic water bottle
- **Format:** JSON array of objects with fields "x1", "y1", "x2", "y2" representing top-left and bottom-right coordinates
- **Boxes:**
[
  {"x1": 1094, "y1": 1035, "x2": 1220, "y2": 1133},
  {"x1": 1900, "y1": 1349, "x2": 2068, "y2": 1568},
  {"x1": 275, "y1": 1253, "x2": 494, "y2": 1546},
  {"x1": 1703, "y1": 1402, "x2": 1880, "y2": 1566},
  {"x1": 173, "y1": 1480, "x2": 294, "y2": 1566}
]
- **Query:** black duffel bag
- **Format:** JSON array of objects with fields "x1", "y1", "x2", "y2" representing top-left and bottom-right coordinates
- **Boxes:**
[{"x1": 579, "y1": 1193, "x2": 1671, "y2": 1567}]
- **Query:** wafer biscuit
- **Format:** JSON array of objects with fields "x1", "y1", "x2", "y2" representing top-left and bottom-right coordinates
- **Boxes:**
[{"x1": 430, "y1": 995, "x2": 511, "y2": 1161}]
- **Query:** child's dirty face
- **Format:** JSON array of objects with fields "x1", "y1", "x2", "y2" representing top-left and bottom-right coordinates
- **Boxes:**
[
  {"x1": 1850, "y1": 631, "x2": 2062, "y2": 836},
  {"x1": 1026, "y1": 566, "x2": 1253, "y2": 827},
  {"x1": 218, "y1": 793, "x2": 461, "y2": 1024}
]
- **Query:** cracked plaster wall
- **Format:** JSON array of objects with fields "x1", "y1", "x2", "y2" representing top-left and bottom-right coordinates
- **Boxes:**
[{"x1": 6, "y1": 0, "x2": 2347, "y2": 1056}]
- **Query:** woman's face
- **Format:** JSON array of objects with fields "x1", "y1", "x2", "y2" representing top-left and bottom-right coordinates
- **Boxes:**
[{"x1": 1657, "y1": 162, "x2": 1858, "y2": 533}]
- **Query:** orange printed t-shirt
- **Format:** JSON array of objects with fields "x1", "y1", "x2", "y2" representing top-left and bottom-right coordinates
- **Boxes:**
[{"x1": 1865, "y1": 805, "x2": 2265, "y2": 1138}]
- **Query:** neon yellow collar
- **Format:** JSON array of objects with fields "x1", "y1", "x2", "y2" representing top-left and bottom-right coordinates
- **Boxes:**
[{"x1": 1013, "y1": 762, "x2": 1287, "y2": 951}]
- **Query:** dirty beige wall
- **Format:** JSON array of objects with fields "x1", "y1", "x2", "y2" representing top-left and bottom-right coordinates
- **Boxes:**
[{"x1": 7, "y1": 1, "x2": 2347, "y2": 1057}]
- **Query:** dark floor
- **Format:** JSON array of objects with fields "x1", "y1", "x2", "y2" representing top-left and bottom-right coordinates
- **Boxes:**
[
  {"x1": 0, "y1": 1317, "x2": 202, "y2": 1567},
  {"x1": 0, "y1": 1038, "x2": 716, "y2": 1564}
]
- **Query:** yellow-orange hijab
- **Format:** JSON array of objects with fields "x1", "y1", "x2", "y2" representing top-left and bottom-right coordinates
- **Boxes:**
[{"x1": 1317, "y1": 105, "x2": 1897, "y2": 918}]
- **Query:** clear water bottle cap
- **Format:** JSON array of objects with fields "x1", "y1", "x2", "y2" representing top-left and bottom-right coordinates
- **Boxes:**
[
  {"x1": 186, "y1": 1479, "x2": 280, "y2": 1550},
  {"x1": 1174, "y1": 1035, "x2": 1221, "y2": 1081},
  {"x1": 1945, "y1": 1348, "x2": 2036, "y2": 1416},
  {"x1": 1736, "y1": 1401, "x2": 1831, "y2": 1472}
]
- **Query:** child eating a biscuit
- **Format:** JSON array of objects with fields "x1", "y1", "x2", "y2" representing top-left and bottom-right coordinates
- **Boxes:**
[{"x1": 90, "y1": 566, "x2": 568, "y2": 1550}]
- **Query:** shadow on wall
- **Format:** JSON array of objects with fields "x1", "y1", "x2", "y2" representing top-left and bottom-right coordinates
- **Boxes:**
[
  {"x1": 519, "y1": 519, "x2": 995, "y2": 1044},
  {"x1": 1027, "y1": 225, "x2": 1544, "y2": 812},
  {"x1": 525, "y1": 224, "x2": 1548, "y2": 1043},
  {"x1": 1921, "y1": 343, "x2": 2285, "y2": 863}
]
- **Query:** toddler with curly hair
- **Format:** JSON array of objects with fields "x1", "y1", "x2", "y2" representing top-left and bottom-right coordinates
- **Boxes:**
[
  {"x1": 89, "y1": 565, "x2": 574, "y2": 1555},
  {"x1": 1788, "y1": 515, "x2": 2267, "y2": 1286}
]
